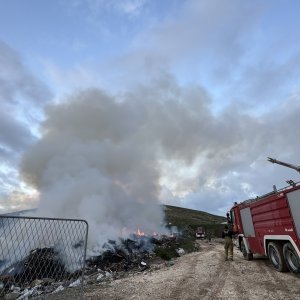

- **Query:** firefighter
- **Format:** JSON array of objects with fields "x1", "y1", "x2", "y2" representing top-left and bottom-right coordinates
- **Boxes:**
[
  {"x1": 207, "y1": 231, "x2": 212, "y2": 242},
  {"x1": 222, "y1": 225, "x2": 236, "y2": 261}
]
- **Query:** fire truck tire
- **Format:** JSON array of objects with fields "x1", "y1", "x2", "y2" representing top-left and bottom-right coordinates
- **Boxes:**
[
  {"x1": 283, "y1": 243, "x2": 300, "y2": 274},
  {"x1": 267, "y1": 242, "x2": 288, "y2": 272}
]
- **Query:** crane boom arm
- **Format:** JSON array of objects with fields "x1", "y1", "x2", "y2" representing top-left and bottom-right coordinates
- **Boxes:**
[{"x1": 267, "y1": 157, "x2": 300, "y2": 173}]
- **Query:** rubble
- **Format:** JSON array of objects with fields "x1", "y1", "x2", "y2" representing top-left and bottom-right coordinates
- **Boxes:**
[
  {"x1": 52, "y1": 285, "x2": 64, "y2": 294},
  {"x1": 0, "y1": 247, "x2": 74, "y2": 298},
  {"x1": 1, "y1": 248, "x2": 67, "y2": 284},
  {"x1": 176, "y1": 248, "x2": 185, "y2": 256},
  {"x1": 4, "y1": 291, "x2": 20, "y2": 300},
  {"x1": 0, "y1": 233, "x2": 188, "y2": 298}
]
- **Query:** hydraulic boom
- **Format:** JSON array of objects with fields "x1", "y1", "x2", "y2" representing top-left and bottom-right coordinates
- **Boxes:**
[{"x1": 267, "y1": 157, "x2": 300, "y2": 173}]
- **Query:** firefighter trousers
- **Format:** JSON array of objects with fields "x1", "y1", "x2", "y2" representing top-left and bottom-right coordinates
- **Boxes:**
[{"x1": 224, "y1": 237, "x2": 233, "y2": 260}]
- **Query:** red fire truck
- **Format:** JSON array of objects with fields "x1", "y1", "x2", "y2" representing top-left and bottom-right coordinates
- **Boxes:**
[{"x1": 228, "y1": 158, "x2": 300, "y2": 274}]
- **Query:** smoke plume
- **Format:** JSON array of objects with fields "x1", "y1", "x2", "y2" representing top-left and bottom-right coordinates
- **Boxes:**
[{"x1": 21, "y1": 80, "x2": 212, "y2": 248}]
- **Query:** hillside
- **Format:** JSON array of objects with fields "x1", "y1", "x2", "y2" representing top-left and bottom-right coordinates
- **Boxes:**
[
  {"x1": 164, "y1": 205, "x2": 226, "y2": 226},
  {"x1": 163, "y1": 205, "x2": 227, "y2": 236}
]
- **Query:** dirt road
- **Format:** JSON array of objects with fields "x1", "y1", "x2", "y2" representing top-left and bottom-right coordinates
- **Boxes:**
[{"x1": 44, "y1": 241, "x2": 300, "y2": 299}]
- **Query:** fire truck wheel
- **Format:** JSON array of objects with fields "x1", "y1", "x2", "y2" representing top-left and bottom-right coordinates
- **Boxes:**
[
  {"x1": 283, "y1": 243, "x2": 300, "y2": 274},
  {"x1": 267, "y1": 242, "x2": 288, "y2": 272}
]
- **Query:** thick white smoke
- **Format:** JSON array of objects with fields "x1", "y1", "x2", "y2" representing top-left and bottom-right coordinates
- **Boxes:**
[{"x1": 21, "y1": 81, "x2": 212, "y2": 248}]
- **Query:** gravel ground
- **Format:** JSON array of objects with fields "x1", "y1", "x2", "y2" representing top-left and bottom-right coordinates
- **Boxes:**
[{"x1": 40, "y1": 240, "x2": 300, "y2": 300}]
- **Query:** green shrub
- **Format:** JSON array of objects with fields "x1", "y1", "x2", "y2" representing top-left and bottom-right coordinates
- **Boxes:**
[{"x1": 154, "y1": 247, "x2": 179, "y2": 261}]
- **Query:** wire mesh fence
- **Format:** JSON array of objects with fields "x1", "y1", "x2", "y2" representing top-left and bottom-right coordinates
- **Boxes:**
[{"x1": 0, "y1": 216, "x2": 88, "y2": 299}]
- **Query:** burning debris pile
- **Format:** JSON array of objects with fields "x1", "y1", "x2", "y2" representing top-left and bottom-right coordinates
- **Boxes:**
[
  {"x1": 0, "y1": 233, "x2": 186, "y2": 299},
  {"x1": 83, "y1": 233, "x2": 188, "y2": 289},
  {"x1": 86, "y1": 234, "x2": 176, "y2": 273},
  {"x1": 2, "y1": 248, "x2": 64, "y2": 282},
  {"x1": 87, "y1": 242, "x2": 150, "y2": 272}
]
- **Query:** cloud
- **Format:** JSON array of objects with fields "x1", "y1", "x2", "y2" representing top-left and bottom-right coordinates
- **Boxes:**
[
  {"x1": 179, "y1": 92, "x2": 300, "y2": 215},
  {"x1": 128, "y1": 0, "x2": 263, "y2": 75},
  {"x1": 0, "y1": 42, "x2": 37, "y2": 163},
  {"x1": 236, "y1": 51, "x2": 300, "y2": 107},
  {"x1": 0, "y1": 41, "x2": 51, "y2": 209},
  {"x1": 46, "y1": 1, "x2": 263, "y2": 94},
  {"x1": 0, "y1": 109, "x2": 34, "y2": 154},
  {"x1": 0, "y1": 41, "x2": 51, "y2": 109},
  {"x1": 67, "y1": 0, "x2": 148, "y2": 18},
  {"x1": 43, "y1": 0, "x2": 300, "y2": 114},
  {"x1": 109, "y1": 0, "x2": 148, "y2": 16},
  {"x1": 108, "y1": 0, "x2": 300, "y2": 111},
  {"x1": 0, "y1": 187, "x2": 38, "y2": 214}
]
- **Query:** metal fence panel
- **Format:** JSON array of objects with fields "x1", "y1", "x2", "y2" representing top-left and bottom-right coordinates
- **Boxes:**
[{"x1": 0, "y1": 216, "x2": 88, "y2": 299}]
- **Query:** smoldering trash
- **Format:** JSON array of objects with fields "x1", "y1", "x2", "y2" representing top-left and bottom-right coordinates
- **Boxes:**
[{"x1": 0, "y1": 231, "x2": 187, "y2": 299}]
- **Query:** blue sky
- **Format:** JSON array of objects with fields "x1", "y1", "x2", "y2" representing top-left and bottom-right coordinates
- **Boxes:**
[{"x1": 1, "y1": 0, "x2": 300, "y2": 219}]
